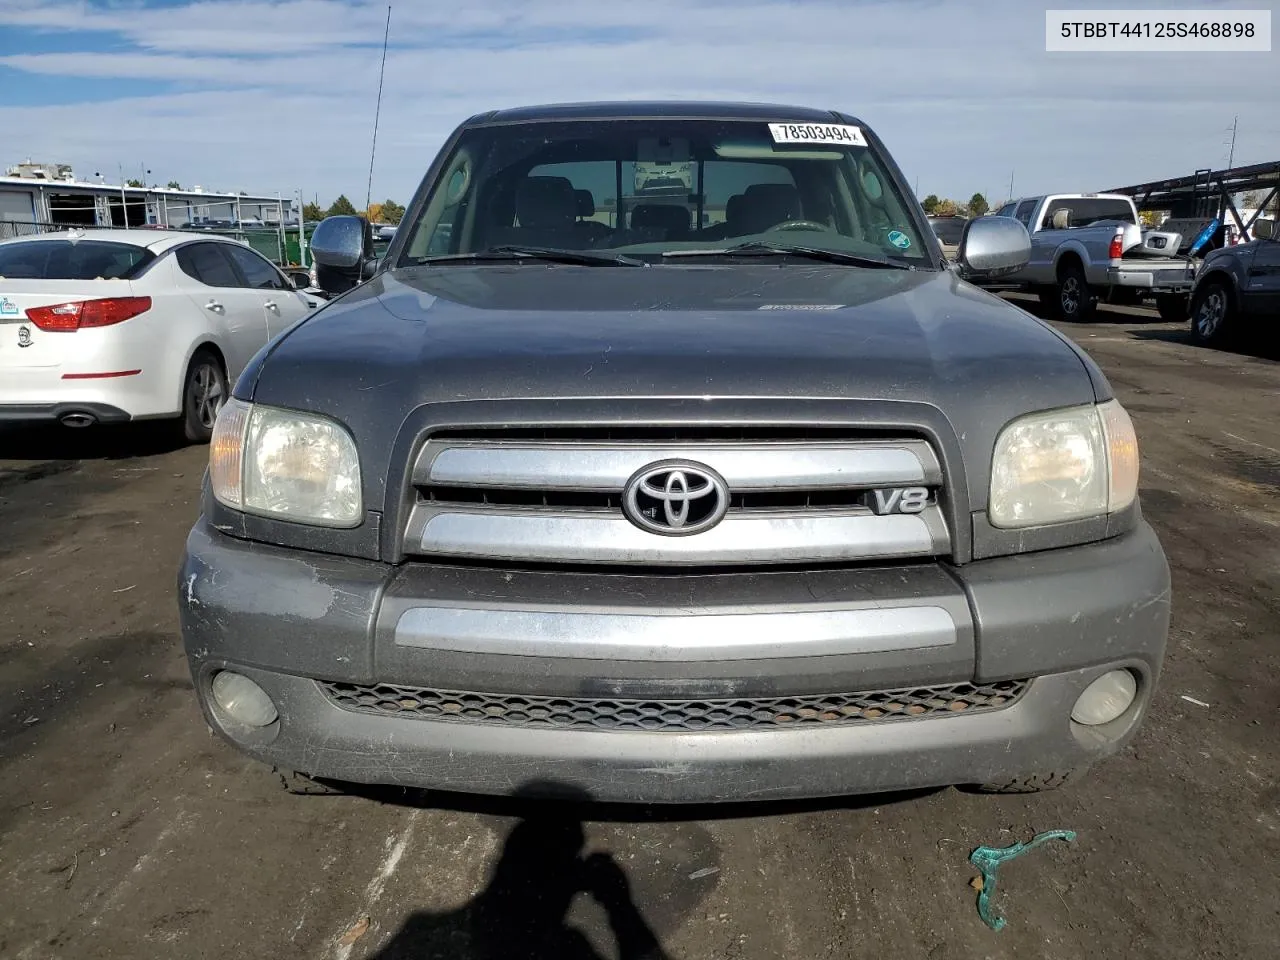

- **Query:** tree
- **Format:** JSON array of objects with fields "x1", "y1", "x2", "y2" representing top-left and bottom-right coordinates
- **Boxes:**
[
  {"x1": 167, "y1": 180, "x2": 182, "y2": 189},
  {"x1": 381, "y1": 199, "x2": 405, "y2": 225},
  {"x1": 933, "y1": 198, "x2": 959, "y2": 217},
  {"x1": 1241, "y1": 191, "x2": 1260, "y2": 211},
  {"x1": 302, "y1": 202, "x2": 325, "y2": 222},
  {"x1": 126, "y1": 178, "x2": 145, "y2": 187},
  {"x1": 968, "y1": 193, "x2": 989, "y2": 218},
  {"x1": 921, "y1": 194, "x2": 940, "y2": 214},
  {"x1": 327, "y1": 194, "x2": 357, "y2": 217}
]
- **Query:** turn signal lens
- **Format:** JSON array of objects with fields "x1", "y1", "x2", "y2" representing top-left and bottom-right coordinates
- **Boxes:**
[
  {"x1": 1099, "y1": 399, "x2": 1139, "y2": 513},
  {"x1": 209, "y1": 397, "x2": 252, "y2": 508},
  {"x1": 25, "y1": 296, "x2": 151, "y2": 331}
]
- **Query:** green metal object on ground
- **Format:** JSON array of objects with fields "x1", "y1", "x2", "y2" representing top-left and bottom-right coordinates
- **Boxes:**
[{"x1": 969, "y1": 830, "x2": 1076, "y2": 931}]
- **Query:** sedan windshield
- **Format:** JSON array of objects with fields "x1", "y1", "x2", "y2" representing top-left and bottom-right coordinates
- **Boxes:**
[{"x1": 398, "y1": 118, "x2": 931, "y2": 267}]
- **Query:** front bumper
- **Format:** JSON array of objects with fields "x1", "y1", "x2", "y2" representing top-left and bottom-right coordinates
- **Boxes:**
[{"x1": 178, "y1": 520, "x2": 1171, "y2": 803}]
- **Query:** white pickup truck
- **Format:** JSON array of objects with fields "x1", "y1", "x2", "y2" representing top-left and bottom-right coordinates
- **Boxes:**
[{"x1": 988, "y1": 193, "x2": 1197, "y2": 322}]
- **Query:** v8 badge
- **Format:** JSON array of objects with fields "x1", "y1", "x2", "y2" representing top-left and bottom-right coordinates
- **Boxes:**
[
  {"x1": 17, "y1": 325, "x2": 33, "y2": 348},
  {"x1": 867, "y1": 486, "x2": 930, "y2": 515}
]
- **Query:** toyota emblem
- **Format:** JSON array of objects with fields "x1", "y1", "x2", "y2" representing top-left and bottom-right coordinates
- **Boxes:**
[{"x1": 622, "y1": 461, "x2": 730, "y2": 536}]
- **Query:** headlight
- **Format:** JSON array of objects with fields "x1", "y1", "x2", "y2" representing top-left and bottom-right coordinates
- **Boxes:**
[
  {"x1": 209, "y1": 398, "x2": 363, "y2": 527},
  {"x1": 989, "y1": 399, "x2": 1138, "y2": 528}
]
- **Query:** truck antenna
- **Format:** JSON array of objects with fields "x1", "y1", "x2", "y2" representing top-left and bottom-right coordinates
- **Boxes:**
[{"x1": 365, "y1": 5, "x2": 392, "y2": 215}]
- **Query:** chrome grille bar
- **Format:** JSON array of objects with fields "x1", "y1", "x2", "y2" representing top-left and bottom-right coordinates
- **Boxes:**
[
  {"x1": 406, "y1": 506, "x2": 947, "y2": 565},
  {"x1": 415, "y1": 440, "x2": 941, "y2": 490}
]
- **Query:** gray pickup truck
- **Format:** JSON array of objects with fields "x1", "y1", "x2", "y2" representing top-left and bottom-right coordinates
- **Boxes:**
[
  {"x1": 991, "y1": 193, "x2": 1196, "y2": 322},
  {"x1": 177, "y1": 102, "x2": 1170, "y2": 804}
]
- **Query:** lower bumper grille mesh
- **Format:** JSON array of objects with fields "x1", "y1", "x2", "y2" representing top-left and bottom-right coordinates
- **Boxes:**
[{"x1": 318, "y1": 679, "x2": 1030, "y2": 733}]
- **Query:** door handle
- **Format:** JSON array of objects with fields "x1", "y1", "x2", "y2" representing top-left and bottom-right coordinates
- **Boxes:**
[
  {"x1": 205, "y1": 300, "x2": 224, "y2": 313},
  {"x1": 264, "y1": 299, "x2": 280, "y2": 312}
]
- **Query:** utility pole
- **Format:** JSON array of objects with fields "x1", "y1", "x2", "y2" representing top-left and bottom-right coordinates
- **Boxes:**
[
  {"x1": 118, "y1": 163, "x2": 128, "y2": 228},
  {"x1": 1226, "y1": 114, "x2": 1238, "y2": 169},
  {"x1": 1007, "y1": 169, "x2": 1015, "y2": 202}
]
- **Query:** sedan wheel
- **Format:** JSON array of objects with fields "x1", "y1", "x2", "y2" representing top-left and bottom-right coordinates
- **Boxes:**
[{"x1": 182, "y1": 351, "x2": 228, "y2": 444}]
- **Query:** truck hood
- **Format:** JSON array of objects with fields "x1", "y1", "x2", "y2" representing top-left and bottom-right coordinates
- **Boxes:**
[{"x1": 249, "y1": 263, "x2": 1106, "y2": 505}]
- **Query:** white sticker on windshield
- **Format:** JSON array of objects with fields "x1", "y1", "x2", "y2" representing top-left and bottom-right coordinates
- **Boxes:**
[{"x1": 768, "y1": 123, "x2": 867, "y2": 146}]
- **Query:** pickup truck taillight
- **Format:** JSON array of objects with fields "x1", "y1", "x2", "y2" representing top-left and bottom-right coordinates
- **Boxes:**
[
  {"x1": 25, "y1": 296, "x2": 152, "y2": 332},
  {"x1": 1108, "y1": 229, "x2": 1124, "y2": 260}
]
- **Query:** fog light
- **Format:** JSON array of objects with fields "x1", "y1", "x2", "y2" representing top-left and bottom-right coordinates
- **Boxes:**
[
  {"x1": 1071, "y1": 670, "x2": 1137, "y2": 725},
  {"x1": 211, "y1": 671, "x2": 278, "y2": 727}
]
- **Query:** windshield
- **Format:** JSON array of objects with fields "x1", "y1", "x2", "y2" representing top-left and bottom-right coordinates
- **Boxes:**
[
  {"x1": 399, "y1": 118, "x2": 931, "y2": 267},
  {"x1": 0, "y1": 239, "x2": 154, "y2": 280}
]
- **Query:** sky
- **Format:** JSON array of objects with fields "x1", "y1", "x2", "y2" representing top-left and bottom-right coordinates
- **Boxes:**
[{"x1": 0, "y1": 0, "x2": 1277, "y2": 209}]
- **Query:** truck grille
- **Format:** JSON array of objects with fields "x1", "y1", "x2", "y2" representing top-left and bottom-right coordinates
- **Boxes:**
[
  {"x1": 318, "y1": 679, "x2": 1029, "y2": 732},
  {"x1": 403, "y1": 430, "x2": 950, "y2": 566}
]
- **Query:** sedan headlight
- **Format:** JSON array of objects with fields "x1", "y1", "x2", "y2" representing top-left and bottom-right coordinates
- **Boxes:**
[
  {"x1": 209, "y1": 398, "x2": 363, "y2": 527},
  {"x1": 989, "y1": 400, "x2": 1138, "y2": 528}
]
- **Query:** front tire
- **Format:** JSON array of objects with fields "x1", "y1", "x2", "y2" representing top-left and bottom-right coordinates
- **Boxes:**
[
  {"x1": 1053, "y1": 262, "x2": 1096, "y2": 322},
  {"x1": 181, "y1": 349, "x2": 228, "y2": 444},
  {"x1": 1188, "y1": 281, "x2": 1233, "y2": 346}
]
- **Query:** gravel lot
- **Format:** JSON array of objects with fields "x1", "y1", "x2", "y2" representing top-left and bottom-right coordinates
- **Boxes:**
[{"x1": 1, "y1": 301, "x2": 1277, "y2": 960}]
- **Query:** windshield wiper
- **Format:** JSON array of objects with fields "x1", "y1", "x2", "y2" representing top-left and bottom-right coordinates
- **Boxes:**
[
  {"x1": 662, "y1": 240, "x2": 912, "y2": 269},
  {"x1": 415, "y1": 245, "x2": 645, "y2": 267}
]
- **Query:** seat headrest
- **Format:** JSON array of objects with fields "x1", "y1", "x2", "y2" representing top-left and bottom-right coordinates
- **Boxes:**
[
  {"x1": 574, "y1": 189, "x2": 595, "y2": 218},
  {"x1": 516, "y1": 176, "x2": 577, "y2": 229},
  {"x1": 1051, "y1": 208, "x2": 1071, "y2": 230},
  {"x1": 739, "y1": 183, "x2": 801, "y2": 232},
  {"x1": 630, "y1": 204, "x2": 689, "y2": 233}
]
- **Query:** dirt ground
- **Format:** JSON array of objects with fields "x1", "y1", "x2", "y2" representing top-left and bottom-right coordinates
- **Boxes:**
[{"x1": 1, "y1": 300, "x2": 1277, "y2": 960}]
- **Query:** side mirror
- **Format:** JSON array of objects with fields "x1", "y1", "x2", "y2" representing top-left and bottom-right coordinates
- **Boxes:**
[
  {"x1": 309, "y1": 215, "x2": 377, "y2": 295},
  {"x1": 284, "y1": 269, "x2": 311, "y2": 290},
  {"x1": 956, "y1": 216, "x2": 1031, "y2": 281},
  {"x1": 1254, "y1": 218, "x2": 1275, "y2": 240}
]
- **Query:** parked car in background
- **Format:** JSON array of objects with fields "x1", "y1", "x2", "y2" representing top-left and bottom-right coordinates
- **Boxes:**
[
  {"x1": 178, "y1": 100, "x2": 1170, "y2": 806},
  {"x1": 0, "y1": 229, "x2": 314, "y2": 441},
  {"x1": 1186, "y1": 217, "x2": 1280, "y2": 346},
  {"x1": 989, "y1": 194, "x2": 1196, "y2": 322},
  {"x1": 927, "y1": 215, "x2": 968, "y2": 259}
]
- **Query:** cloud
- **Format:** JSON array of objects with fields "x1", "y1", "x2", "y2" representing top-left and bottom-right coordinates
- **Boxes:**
[{"x1": 1, "y1": 0, "x2": 1277, "y2": 204}]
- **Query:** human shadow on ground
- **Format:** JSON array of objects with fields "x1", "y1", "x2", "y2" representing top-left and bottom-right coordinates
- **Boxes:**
[{"x1": 368, "y1": 782, "x2": 675, "y2": 960}]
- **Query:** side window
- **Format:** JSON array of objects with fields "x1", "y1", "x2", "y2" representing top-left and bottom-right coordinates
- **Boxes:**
[
  {"x1": 224, "y1": 244, "x2": 287, "y2": 290},
  {"x1": 996, "y1": 202, "x2": 1017, "y2": 218},
  {"x1": 176, "y1": 243, "x2": 240, "y2": 288},
  {"x1": 1014, "y1": 199, "x2": 1038, "y2": 227}
]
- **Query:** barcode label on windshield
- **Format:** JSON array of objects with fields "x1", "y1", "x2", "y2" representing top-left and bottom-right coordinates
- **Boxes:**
[{"x1": 769, "y1": 123, "x2": 867, "y2": 146}]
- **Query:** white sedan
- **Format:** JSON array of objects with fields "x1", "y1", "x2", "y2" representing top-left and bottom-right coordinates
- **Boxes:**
[{"x1": 0, "y1": 229, "x2": 317, "y2": 442}]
